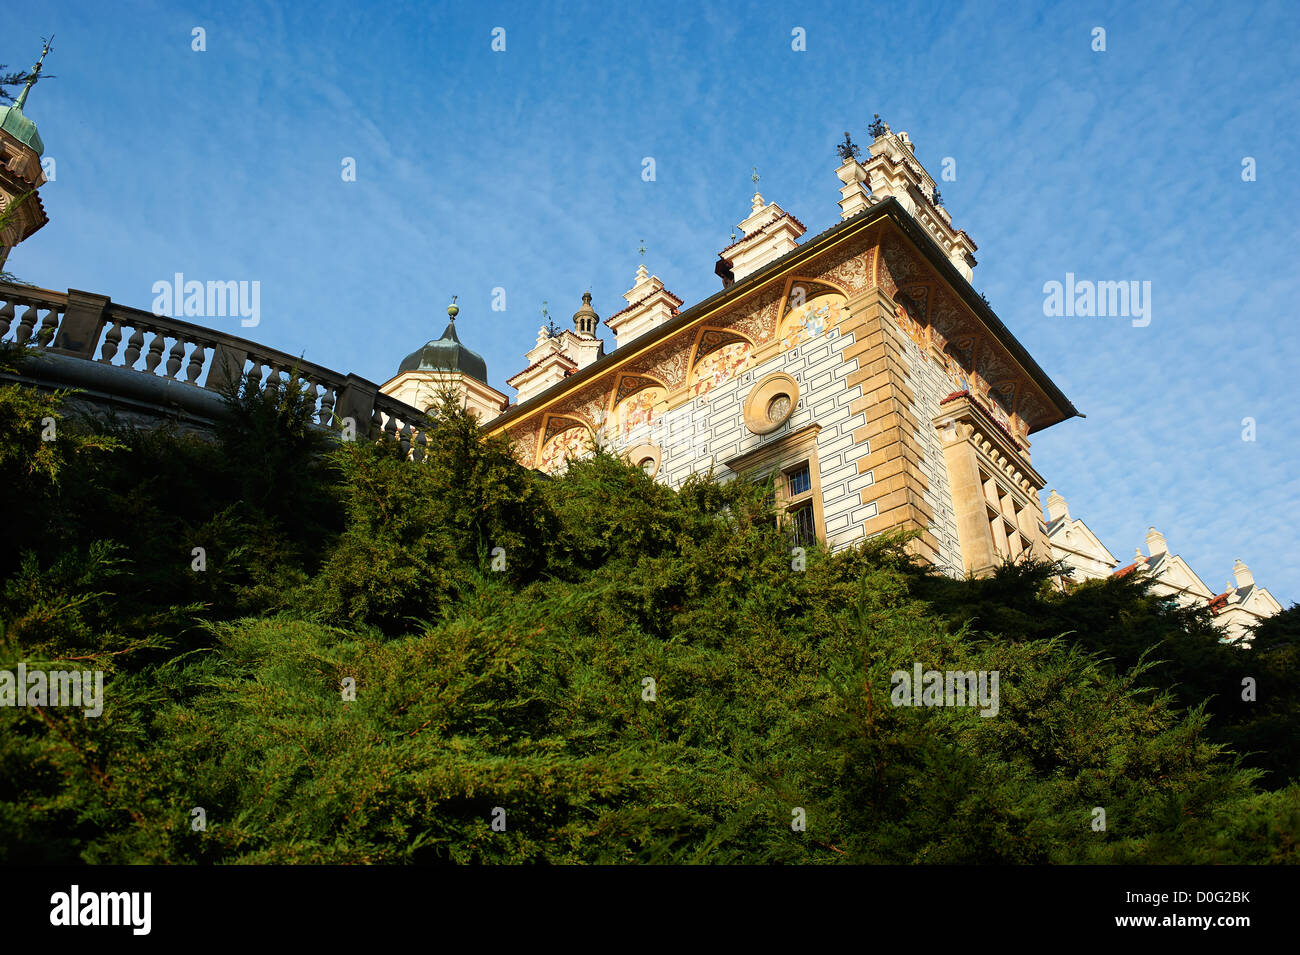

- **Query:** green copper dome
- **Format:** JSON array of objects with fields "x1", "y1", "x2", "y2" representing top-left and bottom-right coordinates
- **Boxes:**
[
  {"x1": 0, "y1": 105, "x2": 43, "y2": 156},
  {"x1": 398, "y1": 301, "x2": 488, "y2": 383},
  {"x1": 3, "y1": 41, "x2": 52, "y2": 157}
]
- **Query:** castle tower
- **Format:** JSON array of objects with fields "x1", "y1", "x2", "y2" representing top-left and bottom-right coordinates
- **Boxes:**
[
  {"x1": 0, "y1": 39, "x2": 53, "y2": 270},
  {"x1": 381, "y1": 298, "x2": 508, "y2": 422}
]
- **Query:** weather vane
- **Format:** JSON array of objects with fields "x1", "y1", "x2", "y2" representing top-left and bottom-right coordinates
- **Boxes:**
[
  {"x1": 542, "y1": 300, "x2": 558, "y2": 336},
  {"x1": 837, "y1": 131, "x2": 861, "y2": 162},
  {"x1": 751, "y1": 166, "x2": 760, "y2": 188},
  {"x1": 638, "y1": 239, "x2": 646, "y2": 259}
]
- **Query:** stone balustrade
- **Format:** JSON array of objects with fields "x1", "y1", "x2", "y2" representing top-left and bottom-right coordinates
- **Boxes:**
[{"x1": 0, "y1": 281, "x2": 429, "y2": 449}]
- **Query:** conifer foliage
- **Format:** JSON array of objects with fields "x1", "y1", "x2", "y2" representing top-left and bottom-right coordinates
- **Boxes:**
[{"x1": 0, "y1": 361, "x2": 1296, "y2": 864}]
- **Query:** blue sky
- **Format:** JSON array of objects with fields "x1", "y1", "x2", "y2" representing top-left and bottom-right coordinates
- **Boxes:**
[{"x1": 9, "y1": 0, "x2": 1299, "y2": 605}]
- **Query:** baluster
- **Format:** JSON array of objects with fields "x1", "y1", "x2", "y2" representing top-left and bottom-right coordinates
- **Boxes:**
[
  {"x1": 185, "y1": 341, "x2": 207, "y2": 382},
  {"x1": 296, "y1": 375, "x2": 317, "y2": 420},
  {"x1": 164, "y1": 338, "x2": 186, "y2": 379},
  {"x1": 245, "y1": 359, "x2": 264, "y2": 393},
  {"x1": 33, "y1": 306, "x2": 61, "y2": 346},
  {"x1": 14, "y1": 303, "x2": 38, "y2": 344},
  {"x1": 318, "y1": 385, "x2": 337, "y2": 427},
  {"x1": 412, "y1": 430, "x2": 428, "y2": 463},
  {"x1": 369, "y1": 407, "x2": 384, "y2": 441},
  {"x1": 123, "y1": 326, "x2": 146, "y2": 367},
  {"x1": 383, "y1": 412, "x2": 400, "y2": 444},
  {"x1": 398, "y1": 421, "x2": 413, "y2": 458},
  {"x1": 98, "y1": 321, "x2": 122, "y2": 363},
  {"x1": 143, "y1": 331, "x2": 166, "y2": 374},
  {"x1": 0, "y1": 300, "x2": 14, "y2": 338}
]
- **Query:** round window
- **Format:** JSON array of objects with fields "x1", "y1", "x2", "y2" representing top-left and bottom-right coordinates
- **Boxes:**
[
  {"x1": 766, "y1": 394, "x2": 791, "y2": 422},
  {"x1": 743, "y1": 372, "x2": 800, "y2": 435}
]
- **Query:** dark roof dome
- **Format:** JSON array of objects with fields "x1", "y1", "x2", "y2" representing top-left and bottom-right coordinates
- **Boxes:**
[{"x1": 397, "y1": 299, "x2": 489, "y2": 384}]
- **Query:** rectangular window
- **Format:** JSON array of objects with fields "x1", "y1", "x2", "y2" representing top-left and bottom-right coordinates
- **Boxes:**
[
  {"x1": 786, "y1": 463, "x2": 812, "y2": 497},
  {"x1": 789, "y1": 502, "x2": 816, "y2": 547},
  {"x1": 723, "y1": 424, "x2": 825, "y2": 547}
]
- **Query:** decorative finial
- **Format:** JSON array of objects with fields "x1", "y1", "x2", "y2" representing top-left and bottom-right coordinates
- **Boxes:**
[
  {"x1": 447, "y1": 294, "x2": 459, "y2": 320},
  {"x1": 751, "y1": 166, "x2": 760, "y2": 187},
  {"x1": 638, "y1": 239, "x2": 646, "y2": 259},
  {"x1": 542, "y1": 300, "x2": 558, "y2": 336},
  {"x1": 868, "y1": 113, "x2": 888, "y2": 139},
  {"x1": 582, "y1": 290, "x2": 592, "y2": 305},
  {"x1": 837, "y1": 131, "x2": 861, "y2": 162},
  {"x1": 14, "y1": 34, "x2": 54, "y2": 112}
]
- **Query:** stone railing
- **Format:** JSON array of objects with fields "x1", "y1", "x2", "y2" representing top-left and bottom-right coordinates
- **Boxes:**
[{"x1": 0, "y1": 282, "x2": 429, "y2": 446}]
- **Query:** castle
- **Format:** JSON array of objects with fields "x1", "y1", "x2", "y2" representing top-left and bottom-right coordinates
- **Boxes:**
[
  {"x1": 377, "y1": 121, "x2": 1282, "y2": 643},
  {"x1": 384, "y1": 121, "x2": 1076, "y2": 582},
  {"x1": 0, "y1": 48, "x2": 1279, "y2": 644}
]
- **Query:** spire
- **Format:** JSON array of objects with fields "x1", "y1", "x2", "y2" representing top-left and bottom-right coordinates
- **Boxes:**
[{"x1": 14, "y1": 36, "x2": 53, "y2": 112}]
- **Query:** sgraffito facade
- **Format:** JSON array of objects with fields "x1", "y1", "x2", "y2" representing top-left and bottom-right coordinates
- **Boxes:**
[{"x1": 450, "y1": 124, "x2": 1081, "y2": 576}]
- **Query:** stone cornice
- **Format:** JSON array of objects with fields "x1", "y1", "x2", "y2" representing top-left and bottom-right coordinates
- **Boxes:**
[
  {"x1": 934, "y1": 394, "x2": 1045, "y2": 498},
  {"x1": 486, "y1": 198, "x2": 1079, "y2": 437}
]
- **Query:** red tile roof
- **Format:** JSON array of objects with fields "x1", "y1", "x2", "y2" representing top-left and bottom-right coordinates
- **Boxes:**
[
  {"x1": 717, "y1": 211, "x2": 808, "y2": 255},
  {"x1": 605, "y1": 289, "x2": 684, "y2": 324},
  {"x1": 505, "y1": 352, "x2": 577, "y2": 386}
]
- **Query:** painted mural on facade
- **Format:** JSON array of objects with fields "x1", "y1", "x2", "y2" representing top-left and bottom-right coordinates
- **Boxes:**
[
  {"x1": 778, "y1": 293, "x2": 846, "y2": 351},
  {"x1": 537, "y1": 425, "x2": 590, "y2": 474},
  {"x1": 616, "y1": 386, "x2": 666, "y2": 442},
  {"x1": 690, "y1": 341, "x2": 751, "y2": 397}
]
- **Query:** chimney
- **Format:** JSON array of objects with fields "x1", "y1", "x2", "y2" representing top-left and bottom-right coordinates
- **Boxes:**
[
  {"x1": 835, "y1": 131, "x2": 871, "y2": 220},
  {"x1": 717, "y1": 190, "x2": 806, "y2": 284},
  {"x1": 1145, "y1": 527, "x2": 1168, "y2": 557},
  {"x1": 604, "y1": 263, "x2": 683, "y2": 350},
  {"x1": 1232, "y1": 559, "x2": 1254, "y2": 589},
  {"x1": 1045, "y1": 489, "x2": 1069, "y2": 522},
  {"x1": 861, "y1": 117, "x2": 978, "y2": 282}
]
